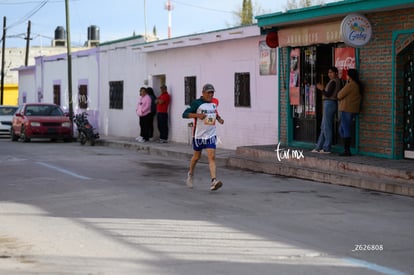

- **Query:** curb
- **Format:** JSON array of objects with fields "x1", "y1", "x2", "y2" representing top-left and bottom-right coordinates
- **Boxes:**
[
  {"x1": 227, "y1": 155, "x2": 414, "y2": 197},
  {"x1": 97, "y1": 139, "x2": 231, "y2": 167}
]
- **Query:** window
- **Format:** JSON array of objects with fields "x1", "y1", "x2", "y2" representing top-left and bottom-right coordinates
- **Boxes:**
[
  {"x1": 109, "y1": 81, "x2": 123, "y2": 109},
  {"x1": 53, "y1": 85, "x2": 61, "y2": 106},
  {"x1": 78, "y1": 84, "x2": 88, "y2": 109},
  {"x1": 234, "y1": 72, "x2": 251, "y2": 107},
  {"x1": 37, "y1": 89, "x2": 43, "y2": 103},
  {"x1": 184, "y1": 76, "x2": 196, "y2": 105},
  {"x1": 25, "y1": 105, "x2": 63, "y2": 116},
  {"x1": 0, "y1": 106, "x2": 17, "y2": 115}
]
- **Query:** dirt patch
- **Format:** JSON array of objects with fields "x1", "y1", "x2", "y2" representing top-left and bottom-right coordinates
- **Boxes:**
[{"x1": 0, "y1": 235, "x2": 36, "y2": 264}]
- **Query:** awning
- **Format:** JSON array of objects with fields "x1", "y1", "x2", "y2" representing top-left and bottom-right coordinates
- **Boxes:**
[{"x1": 278, "y1": 21, "x2": 342, "y2": 47}]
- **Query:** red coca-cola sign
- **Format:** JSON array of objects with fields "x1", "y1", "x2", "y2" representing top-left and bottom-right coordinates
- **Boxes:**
[{"x1": 335, "y1": 48, "x2": 356, "y2": 80}]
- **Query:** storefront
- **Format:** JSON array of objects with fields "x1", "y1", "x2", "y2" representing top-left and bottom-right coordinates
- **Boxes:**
[{"x1": 257, "y1": 0, "x2": 414, "y2": 159}]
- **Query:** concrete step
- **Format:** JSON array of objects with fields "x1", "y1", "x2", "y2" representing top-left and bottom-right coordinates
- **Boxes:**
[
  {"x1": 234, "y1": 146, "x2": 414, "y2": 185},
  {"x1": 229, "y1": 146, "x2": 414, "y2": 197}
]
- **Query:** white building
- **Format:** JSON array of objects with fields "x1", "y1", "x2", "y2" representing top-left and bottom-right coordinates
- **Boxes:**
[{"x1": 16, "y1": 25, "x2": 279, "y2": 150}]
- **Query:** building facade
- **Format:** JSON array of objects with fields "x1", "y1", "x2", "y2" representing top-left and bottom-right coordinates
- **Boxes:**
[
  {"x1": 16, "y1": 26, "x2": 280, "y2": 150},
  {"x1": 257, "y1": 0, "x2": 414, "y2": 159},
  {"x1": 3, "y1": 47, "x2": 86, "y2": 106},
  {"x1": 2, "y1": 24, "x2": 100, "y2": 106}
]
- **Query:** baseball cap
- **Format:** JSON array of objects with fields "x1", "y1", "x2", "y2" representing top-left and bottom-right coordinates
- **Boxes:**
[{"x1": 202, "y1": 83, "x2": 215, "y2": 92}]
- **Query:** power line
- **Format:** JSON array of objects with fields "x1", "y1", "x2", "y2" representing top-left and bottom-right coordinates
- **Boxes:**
[
  {"x1": 0, "y1": 0, "x2": 41, "y2": 4},
  {"x1": 6, "y1": 33, "x2": 26, "y2": 39},
  {"x1": 0, "y1": 0, "x2": 59, "y2": 5},
  {"x1": 172, "y1": 0, "x2": 235, "y2": 14},
  {"x1": 6, "y1": 0, "x2": 49, "y2": 30}
]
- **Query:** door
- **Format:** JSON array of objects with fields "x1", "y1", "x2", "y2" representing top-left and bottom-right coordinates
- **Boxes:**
[
  {"x1": 292, "y1": 45, "x2": 332, "y2": 143},
  {"x1": 404, "y1": 57, "x2": 414, "y2": 159}
]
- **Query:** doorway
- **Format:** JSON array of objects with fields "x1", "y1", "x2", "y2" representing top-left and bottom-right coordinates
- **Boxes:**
[
  {"x1": 151, "y1": 75, "x2": 166, "y2": 97},
  {"x1": 404, "y1": 57, "x2": 414, "y2": 159},
  {"x1": 150, "y1": 74, "x2": 167, "y2": 140},
  {"x1": 292, "y1": 45, "x2": 332, "y2": 144}
]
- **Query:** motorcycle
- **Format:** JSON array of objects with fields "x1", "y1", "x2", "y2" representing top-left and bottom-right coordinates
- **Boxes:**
[{"x1": 74, "y1": 112, "x2": 99, "y2": 146}]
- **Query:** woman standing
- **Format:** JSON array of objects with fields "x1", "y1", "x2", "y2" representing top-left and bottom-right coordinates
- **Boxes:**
[
  {"x1": 136, "y1": 87, "x2": 152, "y2": 142},
  {"x1": 312, "y1": 66, "x2": 342, "y2": 154},
  {"x1": 146, "y1": 87, "x2": 157, "y2": 140},
  {"x1": 337, "y1": 69, "x2": 362, "y2": 156}
]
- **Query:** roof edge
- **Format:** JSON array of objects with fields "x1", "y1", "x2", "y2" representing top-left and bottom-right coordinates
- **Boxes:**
[
  {"x1": 98, "y1": 34, "x2": 145, "y2": 46},
  {"x1": 256, "y1": 0, "x2": 414, "y2": 29}
]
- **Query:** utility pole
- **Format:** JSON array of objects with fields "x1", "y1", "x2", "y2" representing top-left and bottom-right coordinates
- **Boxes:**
[
  {"x1": 24, "y1": 20, "x2": 31, "y2": 66},
  {"x1": 144, "y1": 0, "x2": 147, "y2": 41},
  {"x1": 65, "y1": 0, "x2": 74, "y2": 128},
  {"x1": 1, "y1": 16, "x2": 6, "y2": 105}
]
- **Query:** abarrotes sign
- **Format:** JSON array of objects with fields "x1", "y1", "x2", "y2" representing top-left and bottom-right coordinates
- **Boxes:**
[{"x1": 340, "y1": 14, "x2": 372, "y2": 48}]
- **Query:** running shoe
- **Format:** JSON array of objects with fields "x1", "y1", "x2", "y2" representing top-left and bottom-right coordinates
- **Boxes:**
[
  {"x1": 210, "y1": 179, "x2": 223, "y2": 191},
  {"x1": 186, "y1": 173, "x2": 193, "y2": 189}
]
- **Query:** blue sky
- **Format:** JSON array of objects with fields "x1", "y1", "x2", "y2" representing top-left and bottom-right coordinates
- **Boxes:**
[{"x1": 0, "y1": 0, "x2": 338, "y2": 48}]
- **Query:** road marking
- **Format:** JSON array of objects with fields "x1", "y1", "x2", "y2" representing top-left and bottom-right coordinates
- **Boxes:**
[
  {"x1": 36, "y1": 162, "x2": 91, "y2": 180},
  {"x1": 344, "y1": 258, "x2": 406, "y2": 275}
]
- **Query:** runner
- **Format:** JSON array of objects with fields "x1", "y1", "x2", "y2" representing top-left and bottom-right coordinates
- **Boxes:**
[{"x1": 182, "y1": 83, "x2": 224, "y2": 190}]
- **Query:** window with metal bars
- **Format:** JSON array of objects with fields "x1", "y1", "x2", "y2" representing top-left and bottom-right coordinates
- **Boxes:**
[
  {"x1": 184, "y1": 76, "x2": 196, "y2": 105},
  {"x1": 109, "y1": 81, "x2": 124, "y2": 109},
  {"x1": 78, "y1": 85, "x2": 88, "y2": 109},
  {"x1": 234, "y1": 72, "x2": 251, "y2": 107},
  {"x1": 53, "y1": 85, "x2": 61, "y2": 106}
]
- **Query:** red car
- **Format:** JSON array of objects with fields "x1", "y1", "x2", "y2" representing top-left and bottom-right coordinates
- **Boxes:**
[{"x1": 11, "y1": 103, "x2": 73, "y2": 142}]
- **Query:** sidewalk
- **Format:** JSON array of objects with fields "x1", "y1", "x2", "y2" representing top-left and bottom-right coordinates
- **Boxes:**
[
  {"x1": 97, "y1": 136, "x2": 414, "y2": 198},
  {"x1": 96, "y1": 136, "x2": 234, "y2": 167}
]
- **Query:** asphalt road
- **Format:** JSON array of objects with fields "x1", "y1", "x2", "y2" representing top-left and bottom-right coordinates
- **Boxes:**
[{"x1": 0, "y1": 138, "x2": 413, "y2": 275}]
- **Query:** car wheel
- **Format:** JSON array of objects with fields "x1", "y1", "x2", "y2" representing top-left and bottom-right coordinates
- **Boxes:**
[
  {"x1": 10, "y1": 128, "x2": 19, "y2": 142},
  {"x1": 20, "y1": 126, "x2": 31, "y2": 142}
]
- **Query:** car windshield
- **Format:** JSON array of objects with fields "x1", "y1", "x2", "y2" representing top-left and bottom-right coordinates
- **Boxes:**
[
  {"x1": 25, "y1": 105, "x2": 64, "y2": 116},
  {"x1": 0, "y1": 107, "x2": 18, "y2": 116}
]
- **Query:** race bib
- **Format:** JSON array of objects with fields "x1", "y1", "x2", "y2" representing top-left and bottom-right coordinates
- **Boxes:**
[{"x1": 204, "y1": 114, "x2": 216, "y2": 125}]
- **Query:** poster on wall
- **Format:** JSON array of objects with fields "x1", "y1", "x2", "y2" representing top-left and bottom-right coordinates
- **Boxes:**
[
  {"x1": 306, "y1": 85, "x2": 316, "y2": 116},
  {"x1": 259, "y1": 41, "x2": 277, "y2": 75},
  {"x1": 334, "y1": 48, "x2": 356, "y2": 80},
  {"x1": 289, "y1": 48, "x2": 300, "y2": 105}
]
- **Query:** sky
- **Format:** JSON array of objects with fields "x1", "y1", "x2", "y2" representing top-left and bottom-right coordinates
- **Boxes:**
[{"x1": 0, "y1": 0, "x2": 338, "y2": 48}]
